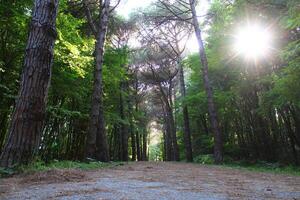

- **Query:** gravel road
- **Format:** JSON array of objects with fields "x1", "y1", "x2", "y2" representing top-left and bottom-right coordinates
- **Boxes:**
[{"x1": 1, "y1": 162, "x2": 300, "y2": 200}]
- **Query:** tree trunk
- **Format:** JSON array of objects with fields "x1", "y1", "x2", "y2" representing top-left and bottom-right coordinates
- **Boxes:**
[
  {"x1": 162, "y1": 128, "x2": 167, "y2": 161},
  {"x1": 136, "y1": 131, "x2": 141, "y2": 161},
  {"x1": 86, "y1": 0, "x2": 110, "y2": 162},
  {"x1": 189, "y1": 0, "x2": 223, "y2": 163},
  {"x1": 0, "y1": 0, "x2": 59, "y2": 168},
  {"x1": 130, "y1": 121, "x2": 136, "y2": 161},
  {"x1": 128, "y1": 95, "x2": 136, "y2": 161},
  {"x1": 158, "y1": 83, "x2": 179, "y2": 161},
  {"x1": 119, "y1": 82, "x2": 129, "y2": 161},
  {"x1": 134, "y1": 78, "x2": 141, "y2": 161},
  {"x1": 0, "y1": 111, "x2": 9, "y2": 152},
  {"x1": 167, "y1": 105, "x2": 179, "y2": 161},
  {"x1": 162, "y1": 103, "x2": 172, "y2": 161},
  {"x1": 178, "y1": 61, "x2": 193, "y2": 162},
  {"x1": 142, "y1": 131, "x2": 147, "y2": 161}
]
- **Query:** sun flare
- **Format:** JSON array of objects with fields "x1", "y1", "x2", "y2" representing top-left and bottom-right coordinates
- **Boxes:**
[{"x1": 234, "y1": 25, "x2": 272, "y2": 59}]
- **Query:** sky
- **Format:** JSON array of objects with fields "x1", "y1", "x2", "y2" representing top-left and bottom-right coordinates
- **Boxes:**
[
  {"x1": 115, "y1": 0, "x2": 210, "y2": 53},
  {"x1": 116, "y1": 0, "x2": 155, "y2": 19}
]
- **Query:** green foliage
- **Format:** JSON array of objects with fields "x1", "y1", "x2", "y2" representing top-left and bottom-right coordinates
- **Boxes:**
[
  {"x1": 194, "y1": 154, "x2": 214, "y2": 164},
  {"x1": 0, "y1": 160, "x2": 124, "y2": 178},
  {"x1": 193, "y1": 155, "x2": 300, "y2": 176},
  {"x1": 149, "y1": 144, "x2": 162, "y2": 161},
  {"x1": 181, "y1": 0, "x2": 300, "y2": 165},
  {"x1": 222, "y1": 161, "x2": 300, "y2": 176}
]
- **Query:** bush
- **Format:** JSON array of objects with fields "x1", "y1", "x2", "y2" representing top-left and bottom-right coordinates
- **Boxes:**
[
  {"x1": 0, "y1": 160, "x2": 124, "y2": 178},
  {"x1": 194, "y1": 154, "x2": 214, "y2": 164}
]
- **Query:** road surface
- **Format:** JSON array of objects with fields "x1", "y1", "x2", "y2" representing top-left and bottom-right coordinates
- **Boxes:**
[{"x1": 1, "y1": 162, "x2": 300, "y2": 200}]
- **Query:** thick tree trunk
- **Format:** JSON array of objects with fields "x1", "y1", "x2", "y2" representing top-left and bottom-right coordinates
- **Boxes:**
[
  {"x1": 0, "y1": 111, "x2": 9, "y2": 152},
  {"x1": 178, "y1": 61, "x2": 193, "y2": 162},
  {"x1": 189, "y1": 0, "x2": 223, "y2": 163},
  {"x1": 86, "y1": 0, "x2": 110, "y2": 162},
  {"x1": 0, "y1": 0, "x2": 59, "y2": 168}
]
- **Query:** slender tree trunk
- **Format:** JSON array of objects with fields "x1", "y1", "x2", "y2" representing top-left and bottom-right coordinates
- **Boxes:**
[
  {"x1": 162, "y1": 127, "x2": 167, "y2": 161},
  {"x1": 178, "y1": 61, "x2": 193, "y2": 162},
  {"x1": 128, "y1": 95, "x2": 136, "y2": 161},
  {"x1": 0, "y1": 0, "x2": 59, "y2": 168},
  {"x1": 167, "y1": 105, "x2": 179, "y2": 161},
  {"x1": 119, "y1": 82, "x2": 129, "y2": 161},
  {"x1": 158, "y1": 84, "x2": 179, "y2": 161},
  {"x1": 189, "y1": 0, "x2": 223, "y2": 163},
  {"x1": 167, "y1": 80, "x2": 179, "y2": 161},
  {"x1": 162, "y1": 103, "x2": 172, "y2": 161},
  {"x1": 280, "y1": 109, "x2": 299, "y2": 165},
  {"x1": 136, "y1": 130, "x2": 141, "y2": 161},
  {"x1": 142, "y1": 131, "x2": 147, "y2": 161},
  {"x1": 134, "y1": 78, "x2": 141, "y2": 161},
  {"x1": 130, "y1": 121, "x2": 136, "y2": 161},
  {"x1": 86, "y1": 0, "x2": 110, "y2": 162}
]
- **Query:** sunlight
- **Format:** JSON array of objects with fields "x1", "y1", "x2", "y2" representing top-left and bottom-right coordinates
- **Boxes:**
[
  {"x1": 116, "y1": 0, "x2": 209, "y2": 53},
  {"x1": 116, "y1": 0, "x2": 154, "y2": 19},
  {"x1": 234, "y1": 25, "x2": 272, "y2": 59}
]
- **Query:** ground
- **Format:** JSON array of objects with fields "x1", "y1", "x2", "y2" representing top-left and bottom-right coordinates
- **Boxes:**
[{"x1": 1, "y1": 162, "x2": 300, "y2": 200}]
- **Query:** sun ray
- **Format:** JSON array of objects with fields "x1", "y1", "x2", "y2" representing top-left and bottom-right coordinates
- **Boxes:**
[{"x1": 233, "y1": 24, "x2": 272, "y2": 60}]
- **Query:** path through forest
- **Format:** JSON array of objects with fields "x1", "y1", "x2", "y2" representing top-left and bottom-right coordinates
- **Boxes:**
[{"x1": 1, "y1": 162, "x2": 300, "y2": 200}]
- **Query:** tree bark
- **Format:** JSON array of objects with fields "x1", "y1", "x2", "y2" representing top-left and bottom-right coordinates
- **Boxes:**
[
  {"x1": 142, "y1": 131, "x2": 147, "y2": 161},
  {"x1": 119, "y1": 82, "x2": 129, "y2": 161},
  {"x1": 136, "y1": 130, "x2": 141, "y2": 161},
  {"x1": 189, "y1": 0, "x2": 223, "y2": 163},
  {"x1": 178, "y1": 61, "x2": 193, "y2": 162},
  {"x1": 86, "y1": 0, "x2": 110, "y2": 162},
  {"x1": 128, "y1": 91, "x2": 136, "y2": 161},
  {"x1": 130, "y1": 120, "x2": 136, "y2": 161},
  {"x1": 159, "y1": 84, "x2": 179, "y2": 161},
  {"x1": 161, "y1": 102, "x2": 172, "y2": 161},
  {"x1": 0, "y1": 111, "x2": 9, "y2": 152},
  {"x1": 0, "y1": 0, "x2": 59, "y2": 168}
]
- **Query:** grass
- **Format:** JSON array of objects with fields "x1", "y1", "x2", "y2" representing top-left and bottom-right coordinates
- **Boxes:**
[
  {"x1": 220, "y1": 162, "x2": 300, "y2": 176},
  {"x1": 0, "y1": 160, "x2": 125, "y2": 178},
  {"x1": 194, "y1": 154, "x2": 300, "y2": 176}
]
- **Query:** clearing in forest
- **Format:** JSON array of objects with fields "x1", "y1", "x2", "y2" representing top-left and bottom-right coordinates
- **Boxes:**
[{"x1": 1, "y1": 162, "x2": 300, "y2": 200}]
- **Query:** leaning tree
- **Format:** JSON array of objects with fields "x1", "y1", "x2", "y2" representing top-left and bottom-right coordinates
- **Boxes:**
[{"x1": 0, "y1": 0, "x2": 60, "y2": 167}]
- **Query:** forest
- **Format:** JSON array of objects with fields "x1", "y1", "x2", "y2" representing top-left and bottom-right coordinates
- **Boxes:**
[{"x1": 0, "y1": 0, "x2": 299, "y2": 170}]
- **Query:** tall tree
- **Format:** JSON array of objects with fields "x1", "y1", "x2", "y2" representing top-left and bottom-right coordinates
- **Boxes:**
[
  {"x1": 189, "y1": 0, "x2": 223, "y2": 163},
  {"x1": 147, "y1": 15, "x2": 193, "y2": 161},
  {"x1": 84, "y1": 0, "x2": 112, "y2": 161},
  {"x1": 154, "y1": 0, "x2": 223, "y2": 163},
  {"x1": 0, "y1": 0, "x2": 59, "y2": 167},
  {"x1": 138, "y1": 46, "x2": 180, "y2": 161}
]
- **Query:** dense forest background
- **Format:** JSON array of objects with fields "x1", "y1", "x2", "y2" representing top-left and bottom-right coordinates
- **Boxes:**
[{"x1": 0, "y1": 0, "x2": 299, "y2": 168}]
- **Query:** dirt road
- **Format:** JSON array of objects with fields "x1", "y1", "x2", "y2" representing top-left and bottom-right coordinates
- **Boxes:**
[{"x1": 1, "y1": 162, "x2": 300, "y2": 200}]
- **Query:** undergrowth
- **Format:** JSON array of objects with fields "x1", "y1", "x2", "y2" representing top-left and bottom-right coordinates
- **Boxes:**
[
  {"x1": 0, "y1": 160, "x2": 124, "y2": 178},
  {"x1": 194, "y1": 154, "x2": 300, "y2": 176}
]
